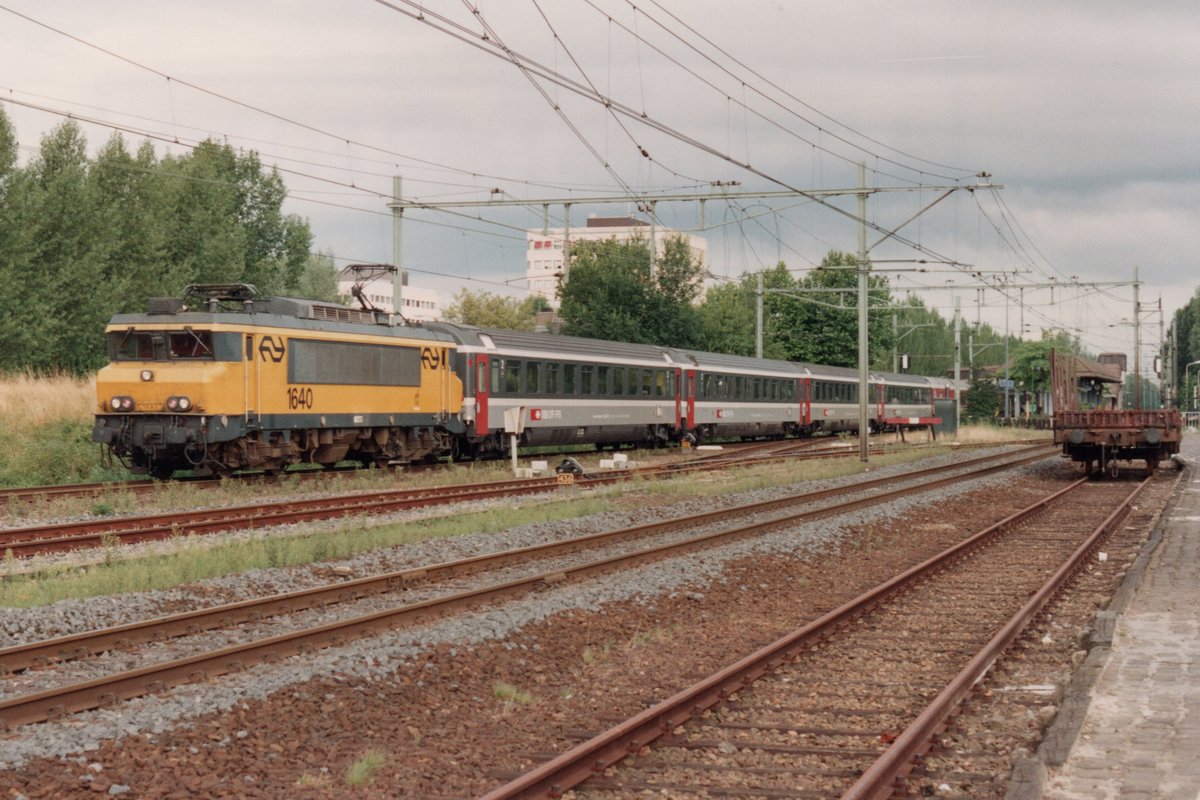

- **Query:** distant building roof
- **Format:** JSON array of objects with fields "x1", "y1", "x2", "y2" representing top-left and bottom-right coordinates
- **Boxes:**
[
  {"x1": 972, "y1": 354, "x2": 1121, "y2": 384},
  {"x1": 1067, "y1": 354, "x2": 1122, "y2": 384},
  {"x1": 585, "y1": 216, "x2": 648, "y2": 228}
]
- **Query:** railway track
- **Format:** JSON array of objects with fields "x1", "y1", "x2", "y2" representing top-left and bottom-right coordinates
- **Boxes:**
[
  {"x1": 0, "y1": 436, "x2": 1043, "y2": 506},
  {"x1": 0, "y1": 446, "x2": 1055, "y2": 730},
  {"x1": 481, "y1": 470, "x2": 1148, "y2": 798},
  {"x1": 0, "y1": 438, "x2": 1029, "y2": 559}
]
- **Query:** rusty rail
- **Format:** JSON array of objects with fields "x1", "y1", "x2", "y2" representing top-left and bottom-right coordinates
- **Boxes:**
[
  {"x1": 480, "y1": 471, "x2": 1139, "y2": 799},
  {"x1": 0, "y1": 448, "x2": 1054, "y2": 729},
  {"x1": 842, "y1": 474, "x2": 1151, "y2": 799}
]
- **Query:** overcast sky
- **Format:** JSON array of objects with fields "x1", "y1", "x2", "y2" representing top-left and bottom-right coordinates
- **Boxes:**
[{"x1": 2, "y1": 1, "x2": 1197, "y2": 368}]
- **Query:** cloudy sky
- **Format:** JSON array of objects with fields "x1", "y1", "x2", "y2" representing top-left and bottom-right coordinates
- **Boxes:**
[{"x1": 2, "y1": 1, "x2": 1196, "y2": 370}]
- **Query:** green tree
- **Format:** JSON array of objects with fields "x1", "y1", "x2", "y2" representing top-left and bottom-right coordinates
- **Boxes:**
[
  {"x1": 442, "y1": 288, "x2": 544, "y2": 330},
  {"x1": 558, "y1": 235, "x2": 704, "y2": 347},
  {"x1": 158, "y1": 141, "x2": 248, "y2": 291},
  {"x1": 786, "y1": 251, "x2": 893, "y2": 368},
  {"x1": 294, "y1": 252, "x2": 343, "y2": 302},
  {"x1": 0, "y1": 106, "x2": 36, "y2": 372},
  {"x1": 155, "y1": 139, "x2": 311, "y2": 297},
  {"x1": 24, "y1": 121, "x2": 104, "y2": 372},
  {"x1": 697, "y1": 262, "x2": 794, "y2": 359},
  {"x1": 89, "y1": 135, "x2": 168, "y2": 337},
  {"x1": 962, "y1": 373, "x2": 1000, "y2": 421}
]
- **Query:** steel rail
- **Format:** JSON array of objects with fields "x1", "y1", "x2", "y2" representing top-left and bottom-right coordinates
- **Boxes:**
[
  {"x1": 0, "y1": 436, "x2": 1050, "y2": 507},
  {"x1": 842, "y1": 475, "x2": 1152, "y2": 799},
  {"x1": 0, "y1": 439, "x2": 1048, "y2": 558},
  {"x1": 0, "y1": 448, "x2": 1054, "y2": 729},
  {"x1": 0, "y1": 479, "x2": 157, "y2": 503},
  {"x1": 0, "y1": 477, "x2": 569, "y2": 554},
  {"x1": 478, "y1": 471, "x2": 1131, "y2": 799},
  {"x1": 0, "y1": 445, "x2": 1050, "y2": 674}
]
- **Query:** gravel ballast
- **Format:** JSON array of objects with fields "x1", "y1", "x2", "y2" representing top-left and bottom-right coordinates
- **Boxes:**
[{"x1": 1, "y1": 446, "x2": 1062, "y2": 778}]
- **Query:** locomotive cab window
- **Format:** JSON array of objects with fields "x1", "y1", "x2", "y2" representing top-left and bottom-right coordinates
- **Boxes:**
[{"x1": 111, "y1": 329, "x2": 225, "y2": 361}]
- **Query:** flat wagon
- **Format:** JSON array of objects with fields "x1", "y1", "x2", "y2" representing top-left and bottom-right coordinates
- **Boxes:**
[{"x1": 1050, "y1": 350, "x2": 1182, "y2": 476}]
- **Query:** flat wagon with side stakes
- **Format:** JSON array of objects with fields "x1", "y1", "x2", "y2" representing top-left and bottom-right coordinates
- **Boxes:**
[{"x1": 1050, "y1": 349, "x2": 1182, "y2": 477}]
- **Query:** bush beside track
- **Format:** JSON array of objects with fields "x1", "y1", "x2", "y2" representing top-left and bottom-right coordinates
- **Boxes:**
[{"x1": 0, "y1": 373, "x2": 129, "y2": 488}]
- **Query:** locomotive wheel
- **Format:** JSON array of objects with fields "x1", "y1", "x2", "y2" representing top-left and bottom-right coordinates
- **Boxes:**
[{"x1": 148, "y1": 464, "x2": 176, "y2": 480}]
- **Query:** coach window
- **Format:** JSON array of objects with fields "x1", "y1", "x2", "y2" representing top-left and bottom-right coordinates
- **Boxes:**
[
  {"x1": 526, "y1": 361, "x2": 541, "y2": 394},
  {"x1": 612, "y1": 367, "x2": 625, "y2": 396},
  {"x1": 665, "y1": 370, "x2": 674, "y2": 397},
  {"x1": 491, "y1": 360, "x2": 502, "y2": 394},
  {"x1": 641, "y1": 370, "x2": 652, "y2": 396},
  {"x1": 581, "y1": 365, "x2": 594, "y2": 395},
  {"x1": 654, "y1": 370, "x2": 666, "y2": 397},
  {"x1": 545, "y1": 363, "x2": 559, "y2": 395},
  {"x1": 597, "y1": 365, "x2": 609, "y2": 396},
  {"x1": 563, "y1": 363, "x2": 576, "y2": 394},
  {"x1": 504, "y1": 360, "x2": 522, "y2": 394}
]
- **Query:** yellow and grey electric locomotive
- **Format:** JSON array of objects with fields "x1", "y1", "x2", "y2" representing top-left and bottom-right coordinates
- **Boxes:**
[{"x1": 93, "y1": 284, "x2": 464, "y2": 478}]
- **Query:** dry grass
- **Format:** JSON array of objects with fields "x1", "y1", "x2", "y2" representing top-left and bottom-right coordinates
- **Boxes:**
[
  {"x1": 0, "y1": 372, "x2": 121, "y2": 487},
  {"x1": 953, "y1": 423, "x2": 1051, "y2": 444},
  {"x1": 0, "y1": 372, "x2": 96, "y2": 426}
]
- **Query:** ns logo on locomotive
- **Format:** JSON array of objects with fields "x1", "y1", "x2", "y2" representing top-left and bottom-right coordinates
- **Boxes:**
[{"x1": 93, "y1": 284, "x2": 953, "y2": 479}]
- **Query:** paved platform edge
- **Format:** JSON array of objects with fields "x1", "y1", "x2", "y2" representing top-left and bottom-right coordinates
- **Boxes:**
[{"x1": 1004, "y1": 458, "x2": 1191, "y2": 800}]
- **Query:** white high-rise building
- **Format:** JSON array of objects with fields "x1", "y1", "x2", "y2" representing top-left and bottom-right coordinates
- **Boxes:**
[
  {"x1": 335, "y1": 267, "x2": 442, "y2": 321},
  {"x1": 526, "y1": 216, "x2": 707, "y2": 309}
]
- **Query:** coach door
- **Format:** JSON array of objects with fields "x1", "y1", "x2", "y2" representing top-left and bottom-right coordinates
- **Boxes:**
[
  {"x1": 799, "y1": 377, "x2": 810, "y2": 427},
  {"x1": 685, "y1": 369, "x2": 696, "y2": 431},
  {"x1": 474, "y1": 355, "x2": 490, "y2": 435},
  {"x1": 674, "y1": 368, "x2": 682, "y2": 428}
]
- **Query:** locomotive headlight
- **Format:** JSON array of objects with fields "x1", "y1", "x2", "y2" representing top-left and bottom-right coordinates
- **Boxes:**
[
  {"x1": 111, "y1": 396, "x2": 135, "y2": 411},
  {"x1": 166, "y1": 397, "x2": 178, "y2": 411},
  {"x1": 120, "y1": 397, "x2": 134, "y2": 411},
  {"x1": 110, "y1": 397, "x2": 122, "y2": 411},
  {"x1": 176, "y1": 396, "x2": 192, "y2": 411},
  {"x1": 140, "y1": 369, "x2": 154, "y2": 382}
]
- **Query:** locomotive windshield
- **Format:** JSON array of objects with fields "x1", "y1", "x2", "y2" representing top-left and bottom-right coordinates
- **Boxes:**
[{"x1": 110, "y1": 329, "x2": 222, "y2": 361}]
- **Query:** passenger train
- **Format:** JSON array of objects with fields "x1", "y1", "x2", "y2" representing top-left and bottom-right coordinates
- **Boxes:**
[{"x1": 92, "y1": 285, "x2": 953, "y2": 478}]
